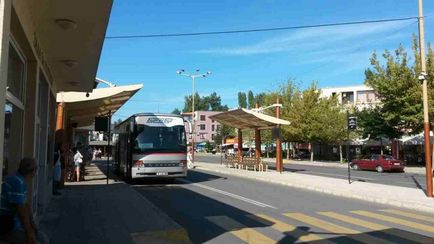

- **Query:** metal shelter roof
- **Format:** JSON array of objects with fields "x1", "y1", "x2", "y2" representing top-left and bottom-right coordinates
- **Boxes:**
[
  {"x1": 209, "y1": 108, "x2": 291, "y2": 129},
  {"x1": 57, "y1": 83, "x2": 143, "y2": 127}
]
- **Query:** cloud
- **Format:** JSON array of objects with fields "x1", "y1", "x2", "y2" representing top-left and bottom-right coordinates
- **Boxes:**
[{"x1": 196, "y1": 19, "x2": 415, "y2": 56}]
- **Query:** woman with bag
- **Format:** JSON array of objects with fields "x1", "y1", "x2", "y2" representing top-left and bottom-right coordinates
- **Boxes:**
[{"x1": 73, "y1": 147, "x2": 83, "y2": 182}]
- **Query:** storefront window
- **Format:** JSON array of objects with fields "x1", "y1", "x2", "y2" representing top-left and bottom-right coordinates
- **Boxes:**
[
  {"x1": 3, "y1": 102, "x2": 23, "y2": 176},
  {"x1": 3, "y1": 43, "x2": 25, "y2": 176},
  {"x1": 7, "y1": 44, "x2": 25, "y2": 100}
]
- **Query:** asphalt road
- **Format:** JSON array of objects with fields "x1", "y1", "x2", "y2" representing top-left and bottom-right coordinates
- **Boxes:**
[
  {"x1": 195, "y1": 154, "x2": 428, "y2": 190},
  {"x1": 132, "y1": 169, "x2": 434, "y2": 243}
]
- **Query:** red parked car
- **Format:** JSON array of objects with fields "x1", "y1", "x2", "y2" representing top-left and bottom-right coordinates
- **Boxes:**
[{"x1": 351, "y1": 154, "x2": 406, "y2": 173}]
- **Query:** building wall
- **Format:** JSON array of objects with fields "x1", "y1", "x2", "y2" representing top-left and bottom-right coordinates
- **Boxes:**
[
  {"x1": 0, "y1": 3, "x2": 59, "y2": 219},
  {"x1": 321, "y1": 85, "x2": 380, "y2": 110},
  {"x1": 182, "y1": 111, "x2": 222, "y2": 143}
]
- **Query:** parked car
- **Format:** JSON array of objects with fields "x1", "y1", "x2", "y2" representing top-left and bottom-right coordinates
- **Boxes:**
[
  {"x1": 293, "y1": 150, "x2": 309, "y2": 160},
  {"x1": 351, "y1": 154, "x2": 406, "y2": 173}
]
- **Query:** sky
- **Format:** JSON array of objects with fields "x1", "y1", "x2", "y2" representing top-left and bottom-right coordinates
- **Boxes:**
[{"x1": 96, "y1": 0, "x2": 434, "y2": 121}]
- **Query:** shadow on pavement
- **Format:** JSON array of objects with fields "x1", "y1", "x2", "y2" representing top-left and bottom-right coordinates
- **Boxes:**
[
  {"x1": 69, "y1": 160, "x2": 434, "y2": 243},
  {"x1": 134, "y1": 181, "x2": 434, "y2": 244}
]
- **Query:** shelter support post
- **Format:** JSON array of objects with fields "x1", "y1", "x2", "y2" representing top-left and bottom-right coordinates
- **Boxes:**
[
  {"x1": 276, "y1": 98, "x2": 283, "y2": 173},
  {"x1": 55, "y1": 102, "x2": 67, "y2": 186},
  {"x1": 255, "y1": 129, "x2": 261, "y2": 159},
  {"x1": 254, "y1": 103, "x2": 261, "y2": 159},
  {"x1": 237, "y1": 129, "x2": 243, "y2": 160}
]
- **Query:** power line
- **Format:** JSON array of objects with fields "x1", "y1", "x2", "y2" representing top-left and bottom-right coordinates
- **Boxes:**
[{"x1": 105, "y1": 16, "x2": 418, "y2": 39}]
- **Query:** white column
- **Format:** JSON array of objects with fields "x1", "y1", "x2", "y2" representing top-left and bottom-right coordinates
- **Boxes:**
[{"x1": 0, "y1": 0, "x2": 12, "y2": 192}]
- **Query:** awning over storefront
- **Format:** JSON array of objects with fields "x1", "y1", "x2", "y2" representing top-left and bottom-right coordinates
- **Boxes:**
[
  {"x1": 400, "y1": 132, "x2": 434, "y2": 145},
  {"x1": 209, "y1": 108, "x2": 290, "y2": 129},
  {"x1": 57, "y1": 83, "x2": 143, "y2": 127}
]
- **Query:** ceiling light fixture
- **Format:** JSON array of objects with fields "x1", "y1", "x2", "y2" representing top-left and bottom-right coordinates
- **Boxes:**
[{"x1": 54, "y1": 19, "x2": 77, "y2": 30}]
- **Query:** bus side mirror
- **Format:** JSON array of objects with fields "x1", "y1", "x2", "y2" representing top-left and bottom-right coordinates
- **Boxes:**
[{"x1": 185, "y1": 120, "x2": 192, "y2": 134}]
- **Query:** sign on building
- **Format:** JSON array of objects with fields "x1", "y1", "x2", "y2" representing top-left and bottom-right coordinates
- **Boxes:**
[{"x1": 348, "y1": 117, "x2": 357, "y2": 130}]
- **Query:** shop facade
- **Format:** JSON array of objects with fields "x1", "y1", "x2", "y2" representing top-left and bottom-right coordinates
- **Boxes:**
[{"x1": 0, "y1": 0, "x2": 112, "y2": 220}]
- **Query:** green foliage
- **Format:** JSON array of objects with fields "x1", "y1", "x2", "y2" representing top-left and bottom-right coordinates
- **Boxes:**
[
  {"x1": 113, "y1": 118, "x2": 123, "y2": 126},
  {"x1": 286, "y1": 82, "x2": 346, "y2": 144},
  {"x1": 355, "y1": 106, "x2": 400, "y2": 140},
  {"x1": 204, "y1": 141, "x2": 214, "y2": 152},
  {"x1": 238, "y1": 92, "x2": 247, "y2": 108},
  {"x1": 214, "y1": 124, "x2": 236, "y2": 144},
  {"x1": 364, "y1": 37, "x2": 434, "y2": 135},
  {"x1": 181, "y1": 92, "x2": 228, "y2": 112},
  {"x1": 247, "y1": 90, "x2": 255, "y2": 109},
  {"x1": 171, "y1": 108, "x2": 181, "y2": 115}
]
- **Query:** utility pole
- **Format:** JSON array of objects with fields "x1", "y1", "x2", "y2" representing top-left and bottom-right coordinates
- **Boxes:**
[
  {"x1": 275, "y1": 98, "x2": 283, "y2": 173},
  {"x1": 418, "y1": 0, "x2": 433, "y2": 197},
  {"x1": 177, "y1": 69, "x2": 211, "y2": 164}
]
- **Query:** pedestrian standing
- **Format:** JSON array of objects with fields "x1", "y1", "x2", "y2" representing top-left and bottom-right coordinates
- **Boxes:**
[
  {"x1": 187, "y1": 147, "x2": 194, "y2": 169},
  {"x1": 0, "y1": 158, "x2": 47, "y2": 244},
  {"x1": 73, "y1": 147, "x2": 83, "y2": 182}
]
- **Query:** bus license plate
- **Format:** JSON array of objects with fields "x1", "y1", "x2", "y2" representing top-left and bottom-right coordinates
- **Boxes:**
[{"x1": 157, "y1": 172, "x2": 168, "y2": 176}]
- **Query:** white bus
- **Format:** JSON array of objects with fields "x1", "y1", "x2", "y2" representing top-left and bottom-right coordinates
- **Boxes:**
[{"x1": 114, "y1": 113, "x2": 188, "y2": 181}]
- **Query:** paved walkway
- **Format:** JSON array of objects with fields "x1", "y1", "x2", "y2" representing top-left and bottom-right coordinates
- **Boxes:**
[
  {"x1": 195, "y1": 162, "x2": 434, "y2": 214},
  {"x1": 39, "y1": 161, "x2": 191, "y2": 244}
]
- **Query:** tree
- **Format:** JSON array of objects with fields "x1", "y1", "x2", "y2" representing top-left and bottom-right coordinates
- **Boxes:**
[
  {"x1": 214, "y1": 124, "x2": 235, "y2": 145},
  {"x1": 365, "y1": 46, "x2": 422, "y2": 135},
  {"x1": 182, "y1": 92, "x2": 229, "y2": 112},
  {"x1": 207, "y1": 92, "x2": 229, "y2": 111},
  {"x1": 171, "y1": 108, "x2": 181, "y2": 115},
  {"x1": 364, "y1": 37, "x2": 434, "y2": 135},
  {"x1": 238, "y1": 92, "x2": 247, "y2": 108},
  {"x1": 254, "y1": 93, "x2": 267, "y2": 107},
  {"x1": 247, "y1": 90, "x2": 255, "y2": 109},
  {"x1": 113, "y1": 118, "x2": 123, "y2": 126},
  {"x1": 287, "y1": 82, "x2": 346, "y2": 161},
  {"x1": 355, "y1": 106, "x2": 400, "y2": 155}
]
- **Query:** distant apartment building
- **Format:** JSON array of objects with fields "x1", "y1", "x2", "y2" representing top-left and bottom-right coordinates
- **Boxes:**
[
  {"x1": 181, "y1": 111, "x2": 222, "y2": 143},
  {"x1": 320, "y1": 85, "x2": 380, "y2": 110}
]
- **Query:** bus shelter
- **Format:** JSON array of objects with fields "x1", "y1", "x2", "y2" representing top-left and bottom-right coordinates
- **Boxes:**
[{"x1": 209, "y1": 107, "x2": 290, "y2": 172}]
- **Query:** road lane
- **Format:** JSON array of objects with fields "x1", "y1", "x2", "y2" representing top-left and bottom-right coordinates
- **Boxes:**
[
  {"x1": 195, "y1": 154, "x2": 427, "y2": 190},
  {"x1": 132, "y1": 169, "x2": 434, "y2": 243}
]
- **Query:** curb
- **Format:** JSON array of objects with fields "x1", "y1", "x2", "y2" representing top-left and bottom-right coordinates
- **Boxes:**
[{"x1": 196, "y1": 164, "x2": 434, "y2": 214}]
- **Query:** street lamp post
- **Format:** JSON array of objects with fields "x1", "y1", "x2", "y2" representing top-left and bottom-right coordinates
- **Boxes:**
[
  {"x1": 177, "y1": 69, "x2": 212, "y2": 164},
  {"x1": 418, "y1": 0, "x2": 433, "y2": 197}
]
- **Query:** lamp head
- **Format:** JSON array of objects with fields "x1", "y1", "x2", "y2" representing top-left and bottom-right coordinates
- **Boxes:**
[
  {"x1": 206, "y1": 71, "x2": 212, "y2": 75},
  {"x1": 176, "y1": 69, "x2": 184, "y2": 74}
]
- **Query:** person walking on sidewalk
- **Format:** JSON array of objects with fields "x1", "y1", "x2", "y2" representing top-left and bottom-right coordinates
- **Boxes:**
[
  {"x1": 0, "y1": 158, "x2": 46, "y2": 244},
  {"x1": 187, "y1": 147, "x2": 194, "y2": 169},
  {"x1": 73, "y1": 147, "x2": 83, "y2": 182}
]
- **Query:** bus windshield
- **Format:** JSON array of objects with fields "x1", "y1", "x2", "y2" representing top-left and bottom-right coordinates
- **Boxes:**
[{"x1": 133, "y1": 124, "x2": 186, "y2": 153}]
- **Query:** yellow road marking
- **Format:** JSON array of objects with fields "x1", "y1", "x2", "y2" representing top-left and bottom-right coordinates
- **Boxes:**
[
  {"x1": 207, "y1": 216, "x2": 275, "y2": 244},
  {"x1": 319, "y1": 211, "x2": 389, "y2": 230},
  {"x1": 284, "y1": 212, "x2": 389, "y2": 243},
  {"x1": 248, "y1": 214, "x2": 331, "y2": 243},
  {"x1": 380, "y1": 209, "x2": 434, "y2": 223},
  {"x1": 131, "y1": 228, "x2": 191, "y2": 244},
  {"x1": 352, "y1": 210, "x2": 434, "y2": 233},
  {"x1": 319, "y1": 211, "x2": 434, "y2": 243}
]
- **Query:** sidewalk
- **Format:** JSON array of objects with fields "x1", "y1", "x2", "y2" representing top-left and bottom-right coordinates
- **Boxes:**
[
  {"x1": 195, "y1": 162, "x2": 434, "y2": 214},
  {"x1": 39, "y1": 161, "x2": 191, "y2": 244},
  {"x1": 262, "y1": 158, "x2": 426, "y2": 175}
]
